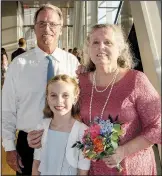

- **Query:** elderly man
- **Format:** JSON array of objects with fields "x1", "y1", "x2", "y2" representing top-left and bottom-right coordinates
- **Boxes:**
[{"x1": 2, "y1": 4, "x2": 81, "y2": 175}]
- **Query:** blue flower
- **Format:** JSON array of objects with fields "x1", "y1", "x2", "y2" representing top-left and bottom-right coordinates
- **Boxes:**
[
  {"x1": 93, "y1": 117, "x2": 113, "y2": 135},
  {"x1": 99, "y1": 120, "x2": 113, "y2": 135}
]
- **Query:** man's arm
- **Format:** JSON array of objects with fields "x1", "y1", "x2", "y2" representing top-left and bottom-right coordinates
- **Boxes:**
[
  {"x1": 2, "y1": 62, "x2": 17, "y2": 151},
  {"x1": 2, "y1": 62, "x2": 24, "y2": 172}
]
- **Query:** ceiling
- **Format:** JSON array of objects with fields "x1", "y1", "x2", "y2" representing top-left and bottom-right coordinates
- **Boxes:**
[{"x1": 22, "y1": 0, "x2": 74, "y2": 8}]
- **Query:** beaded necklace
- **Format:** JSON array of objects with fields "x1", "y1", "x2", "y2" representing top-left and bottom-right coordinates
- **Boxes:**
[{"x1": 89, "y1": 69, "x2": 119, "y2": 124}]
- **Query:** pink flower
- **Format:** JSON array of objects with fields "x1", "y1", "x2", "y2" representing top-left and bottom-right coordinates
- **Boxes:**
[
  {"x1": 82, "y1": 129, "x2": 90, "y2": 143},
  {"x1": 84, "y1": 129, "x2": 89, "y2": 136},
  {"x1": 89, "y1": 124, "x2": 101, "y2": 140}
]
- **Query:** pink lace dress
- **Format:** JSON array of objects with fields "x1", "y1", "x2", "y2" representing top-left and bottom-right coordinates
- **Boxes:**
[{"x1": 78, "y1": 69, "x2": 161, "y2": 175}]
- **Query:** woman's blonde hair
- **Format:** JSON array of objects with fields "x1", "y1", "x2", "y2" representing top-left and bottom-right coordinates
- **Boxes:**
[
  {"x1": 83, "y1": 24, "x2": 135, "y2": 71},
  {"x1": 43, "y1": 74, "x2": 80, "y2": 120}
]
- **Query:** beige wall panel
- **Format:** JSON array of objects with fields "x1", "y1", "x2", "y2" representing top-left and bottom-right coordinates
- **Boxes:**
[{"x1": 130, "y1": 1, "x2": 161, "y2": 94}]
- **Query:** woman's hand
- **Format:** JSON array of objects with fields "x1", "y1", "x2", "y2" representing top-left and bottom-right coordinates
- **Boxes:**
[{"x1": 103, "y1": 146, "x2": 125, "y2": 168}]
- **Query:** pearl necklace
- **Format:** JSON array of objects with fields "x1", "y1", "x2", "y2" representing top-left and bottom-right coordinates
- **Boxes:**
[
  {"x1": 89, "y1": 69, "x2": 119, "y2": 124},
  {"x1": 94, "y1": 69, "x2": 118, "y2": 92}
]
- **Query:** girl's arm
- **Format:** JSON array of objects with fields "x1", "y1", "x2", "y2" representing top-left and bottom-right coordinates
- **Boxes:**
[
  {"x1": 78, "y1": 169, "x2": 89, "y2": 175},
  {"x1": 32, "y1": 147, "x2": 42, "y2": 175},
  {"x1": 32, "y1": 160, "x2": 40, "y2": 175}
]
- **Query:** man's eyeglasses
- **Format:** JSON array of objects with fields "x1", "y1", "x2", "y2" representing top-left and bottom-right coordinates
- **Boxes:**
[{"x1": 36, "y1": 21, "x2": 61, "y2": 28}]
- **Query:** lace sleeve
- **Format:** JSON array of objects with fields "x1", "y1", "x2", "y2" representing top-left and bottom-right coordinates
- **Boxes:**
[{"x1": 135, "y1": 72, "x2": 161, "y2": 144}]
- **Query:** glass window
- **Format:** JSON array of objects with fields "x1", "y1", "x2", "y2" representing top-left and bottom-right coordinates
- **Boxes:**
[{"x1": 98, "y1": 1, "x2": 121, "y2": 24}]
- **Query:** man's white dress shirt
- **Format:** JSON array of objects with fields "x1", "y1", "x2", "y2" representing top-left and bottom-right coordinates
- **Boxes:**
[{"x1": 2, "y1": 46, "x2": 79, "y2": 151}]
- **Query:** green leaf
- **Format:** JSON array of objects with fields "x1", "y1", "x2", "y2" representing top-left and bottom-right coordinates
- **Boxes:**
[
  {"x1": 113, "y1": 124, "x2": 123, "y2": 136},
  {"x1": 111, "y1": 141, "x2": 118, "y2": 150},
  {"x1": 78, "y1": 144, "x2": 84, "y2": 149},
  {"x1": 108, "y1": 115, "x2": 113, "y2": 123},
  {"x1": 72, "y1": 141, "x2": 81, "y2": 148},
  {"x1": 104, "y1": 145, "x2": 107, "y2": 150},
  {"x1": 87, "y1": 152, "x2": 97, "y2": 159},
  {"x1": 71, "y1": 143, "x2": 77, "y2": 148},
  {"x1": 118, "y1": 129, "x2": 123, "y2": 136},
  {"x1": 106, "y1": 147, "x2": 114, "y2": 155},
  {"x1": 113, "y1": 124, "x2": 120, "y2": 132},
  {"x1": 99, "y1": 151, "x2": 107, "y2": 158},
  {"x1": 111, "y1": 133, "x2": 119, "y2": 141}
]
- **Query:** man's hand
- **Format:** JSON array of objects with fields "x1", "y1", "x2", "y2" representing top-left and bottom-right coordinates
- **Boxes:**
[
  {"x1": 27, "y1": 130, "x2": 44, "y2": 148},
  {"x1": 76, "y1": 65, "x2": 87, "y2": 75},
  {"x1": 6, "y1": 150, "x2": 24, "y2": 173}
]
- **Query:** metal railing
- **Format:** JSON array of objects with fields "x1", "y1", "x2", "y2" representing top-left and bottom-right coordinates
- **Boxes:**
[{"x1": 114, "y1": 1, "x2": 123, "y2": 24}]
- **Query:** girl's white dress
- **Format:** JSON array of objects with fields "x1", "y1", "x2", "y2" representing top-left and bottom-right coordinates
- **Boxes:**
[{"x1": 40, "y1": 129, "x2": 77, "y2": 175}]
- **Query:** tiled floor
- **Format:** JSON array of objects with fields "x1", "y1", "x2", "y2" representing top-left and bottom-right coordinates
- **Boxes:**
[{"x1": 2, "y1": 147, "x2": 15, "y2": 175}]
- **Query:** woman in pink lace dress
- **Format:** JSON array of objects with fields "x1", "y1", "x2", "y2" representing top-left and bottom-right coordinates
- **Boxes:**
[{"x1": 78, "y1": 24, "x2": 161, "y2": 175}]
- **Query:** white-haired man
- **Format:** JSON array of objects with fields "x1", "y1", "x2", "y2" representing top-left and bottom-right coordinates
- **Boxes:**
[{"x1": 2, "y1": 4, "x2": 82, "y2": 175}]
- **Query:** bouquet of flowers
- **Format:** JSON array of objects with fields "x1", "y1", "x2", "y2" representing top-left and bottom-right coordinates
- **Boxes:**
[{"x1": 72, "y1": 115, "x2": 123, "y2": 171}]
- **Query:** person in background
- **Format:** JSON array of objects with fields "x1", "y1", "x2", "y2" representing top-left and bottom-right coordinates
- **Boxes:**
[
  {"x1": 2, "y1": 4, "x2": 79, "y2": 175},
  {"x1": 32, "y1": 74, "x2": 90, "y2": 175},
  {"x1": 72, "y1": 47, "x2": 81, "y2": 63},
  {"x1": 72, "y1": 47, "x2": 77, "y2": 55},
  {"x1": 68, "y1": 48, "x2": 72, "y2": 53},
  {"x1": 11, "y1": 38, "x2": 26, "y2": 61},
  {"x1": 1, "y1": 48, "x2": 9, "y2": 87}
]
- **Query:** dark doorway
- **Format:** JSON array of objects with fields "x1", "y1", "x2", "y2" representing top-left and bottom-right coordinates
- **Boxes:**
[{"x1": 127, "y1": 24, "x2": 143, "y2": 72}]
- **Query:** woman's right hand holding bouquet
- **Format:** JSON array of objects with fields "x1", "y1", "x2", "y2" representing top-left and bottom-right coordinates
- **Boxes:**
[
  {"x1": 103, "y1": 145, "x2": 125, "y2": 170},
  {"x1": 103, "y1": 134, "x2": 154, "y2": 170}
]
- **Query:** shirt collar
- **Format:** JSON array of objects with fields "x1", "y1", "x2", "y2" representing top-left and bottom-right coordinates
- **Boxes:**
[
  {"x1": 35, "y1": 46, "x2": 61, "y2": 63},
  {"x1": 19, "y1": 47, "x2": 25, "y2": 49}
]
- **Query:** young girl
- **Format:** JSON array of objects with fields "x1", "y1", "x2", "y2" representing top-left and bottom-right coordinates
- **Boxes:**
[{"x1": 32, "y1": 74, "x2": 90, "y2": 175}]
